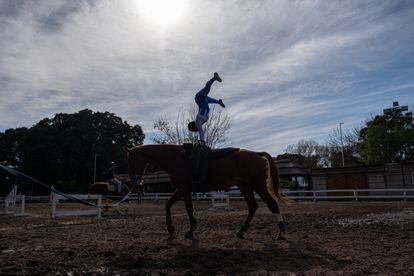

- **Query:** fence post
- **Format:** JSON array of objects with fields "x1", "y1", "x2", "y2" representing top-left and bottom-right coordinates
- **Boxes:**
[
  {"x1": 313, "y1": 192, "x2": 316, "y2": 202},
  {"x1": 403, "y1": 191, "x2": 407, "y2": 202},
  {"x1": 5, "y1": 197, "x2": 9, "y2": 213},
  {"x1": 354, "y1": 190, "x2": 358, "y2": 201},
  {"x1": 21, "y1": 195, "x2": 25, "y2": 214},
  {"x1": 97, "y1": 195, "x2": 102, "y2": 220},
  {"x1": 51, "y1": 192, "x2": 56, "y2": 223}
]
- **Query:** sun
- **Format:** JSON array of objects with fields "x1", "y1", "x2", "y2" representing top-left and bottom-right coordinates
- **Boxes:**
[{"x1": 137, "y1": 0, "x2": 189, "y2": 27}]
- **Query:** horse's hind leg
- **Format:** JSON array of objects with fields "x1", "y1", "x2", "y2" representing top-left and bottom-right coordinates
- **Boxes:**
[
  {"x1": 255, "y1": 187, "x2": 287, "y2": 239},
  {"x1": 236, "y1": 187, "x2": 258, "y2": 239},
  {"x1": 165, "y1": 189, "x2": 182, "y2": 239},
  {"x1": 183, "y1": 192, "x2": 197, "y2": 240}
]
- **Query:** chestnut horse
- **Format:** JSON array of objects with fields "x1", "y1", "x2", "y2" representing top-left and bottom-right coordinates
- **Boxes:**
[{"x1": 126, "y1": 144, "x2": 287, "y2": 240}]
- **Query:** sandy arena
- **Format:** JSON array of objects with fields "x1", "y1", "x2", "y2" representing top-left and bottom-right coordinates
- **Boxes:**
[{"x1": 1, "y1": 200, "x2": 414, "y2": 275}]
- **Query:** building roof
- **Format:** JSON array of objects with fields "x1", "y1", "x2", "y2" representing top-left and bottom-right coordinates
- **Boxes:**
[{"x1": 275, "y1": 159, "x2": 310, "y2": 176}]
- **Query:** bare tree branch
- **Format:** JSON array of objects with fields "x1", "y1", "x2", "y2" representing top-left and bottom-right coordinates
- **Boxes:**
[{"x1": 152, "y1": 106, "x2": 231, "y2": 148}]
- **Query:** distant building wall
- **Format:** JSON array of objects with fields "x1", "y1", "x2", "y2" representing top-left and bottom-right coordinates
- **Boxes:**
[
  {"x1": 367, "y1": 173, "x2": 385, "y2": 189},
  {"x1": 136, "y1": 163, "x2": 414, "y2": 193},
  {"x1": 311, "y1": 163, "x2": 414, "y2": 190}
]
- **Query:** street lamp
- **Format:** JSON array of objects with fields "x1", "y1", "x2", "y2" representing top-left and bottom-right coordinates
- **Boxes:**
[
  {"x1": 93, "y1": 154, "x2": 101, "y2": 184},
  {"x1": 339, "y1": 122, "x2": 345, "y2": 167}
]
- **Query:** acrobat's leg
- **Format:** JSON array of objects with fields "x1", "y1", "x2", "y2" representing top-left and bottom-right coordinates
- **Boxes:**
[
  {"x1": 195, "y1": 78, "x2": 215, "y2": 102},
  {"x1": 206, "y1": 96, "x2": 220, "y2": 104}
]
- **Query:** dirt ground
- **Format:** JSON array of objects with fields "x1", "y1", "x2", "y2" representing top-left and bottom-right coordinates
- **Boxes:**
[{"x1": 1, "y1": 199, "x2": 414, "y2": 275}]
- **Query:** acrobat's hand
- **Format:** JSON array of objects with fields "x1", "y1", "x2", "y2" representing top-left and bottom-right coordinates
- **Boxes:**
[{"x1": 218, "y1": 99, "x2": 225, "y2": 108}]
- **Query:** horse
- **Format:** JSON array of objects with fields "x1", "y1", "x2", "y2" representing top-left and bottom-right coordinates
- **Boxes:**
[{"x1": 125, "y1": 144, "x2": 287, "y2": 240}]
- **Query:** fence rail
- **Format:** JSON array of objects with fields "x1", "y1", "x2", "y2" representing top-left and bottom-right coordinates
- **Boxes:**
[
  {"x1": 140, "y1": 189, "x2": 414, "y2": 201},
  {"x1": 2, "y1": 189, "x2": 413, "y2": 205}
]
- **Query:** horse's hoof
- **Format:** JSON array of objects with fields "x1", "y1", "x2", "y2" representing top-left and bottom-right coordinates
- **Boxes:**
[
  {"x1": 236, "y1": 231, "x2": 244, "y2": 239},
  {"x1": 273, "y1": 227, "x2": 287, "y2": 241},
  {"x1": 277, "y1": 232, "x2": 287, "y2": 241},
  {"x1": 278, "y1": 221, "x2": 287, "y2": 232},
  {"x1": 167, "y1": 226, "x2": 175, "y2": 236},
  {"x1": 184, "y1": 232, "x2": 194, "y2": 240}
]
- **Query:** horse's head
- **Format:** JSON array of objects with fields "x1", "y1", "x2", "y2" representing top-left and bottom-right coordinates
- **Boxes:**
[{"x1": 124, "y1": 146, "x2": 147, "y2": 187}]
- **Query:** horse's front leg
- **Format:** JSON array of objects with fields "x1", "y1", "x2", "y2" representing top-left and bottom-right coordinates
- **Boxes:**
[
  {"x1": 183, "y1": 192, "x2": 197, "y2": 240},
  {"x1": 165, "y1": 189, "x2": 182, "y2": 239}
]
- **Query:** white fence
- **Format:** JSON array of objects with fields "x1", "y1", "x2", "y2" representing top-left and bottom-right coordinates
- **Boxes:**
[
  {"x1": 211, "y1": 192, "x2": 230, "y2": 208},
  {"x1": 140, "y1": 188, "x2": 414, "y2": 202},
  {"x1": 0, "y1": 186, "x2": 26, "y2": 216},
  {"x1": 51, "y1": 193, "x2": 102, "y2": 223},
  {"x1": 283, "y1": 189, "x2": 414, "y2": 201},
  {"x1": 2, "y1": 188, "x2": 412, "y2": 221}
]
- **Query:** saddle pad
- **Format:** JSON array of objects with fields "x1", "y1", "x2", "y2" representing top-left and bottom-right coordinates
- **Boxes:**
[
  {"x1": 182, "y1": 143, "x2": 239, "y2": 159},
  {"x1": 208, "y1": 147, "x2": 239, "y2": 159}
]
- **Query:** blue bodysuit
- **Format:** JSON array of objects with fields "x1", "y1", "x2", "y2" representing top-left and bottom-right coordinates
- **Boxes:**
[{"x1": 194, "y1": 78, "x2": 221, "y2": 141}]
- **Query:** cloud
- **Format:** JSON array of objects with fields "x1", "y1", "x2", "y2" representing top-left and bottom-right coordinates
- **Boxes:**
[
  {"x1": 0, "y1": 0, "x2": 25, "y2": 17},
  {"x1": 0, "y1": 0, "x2": 413, "y2": 154}
]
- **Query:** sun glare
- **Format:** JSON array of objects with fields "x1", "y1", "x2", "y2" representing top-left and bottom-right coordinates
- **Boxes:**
[{"x1": 137, "y1": 0, "x2": 189, "y2": 27}]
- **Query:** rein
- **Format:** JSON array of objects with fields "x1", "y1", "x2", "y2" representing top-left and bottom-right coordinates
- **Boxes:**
[{"x1": 0, "y1": 164, "x2": 139, "y2": 209}]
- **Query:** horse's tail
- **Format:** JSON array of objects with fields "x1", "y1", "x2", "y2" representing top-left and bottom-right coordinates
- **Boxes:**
[{"x1": 258, "y1": 152, "x2": 288, "y2": 203}]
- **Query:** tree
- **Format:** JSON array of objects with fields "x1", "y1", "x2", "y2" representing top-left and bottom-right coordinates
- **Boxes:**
[
  {"x1": 0, "y1": 109, "x2": 145, "y2": 194},
  {"x1": 152, "y1": 106, "x2": 231, "y2": 148},
  {"x1": 0, "y1": 127, "x2": 30, "y2": 196},
  {"x1": 284, "y1": 139, "x2": 327, "y2": 169},
  {"x1": 326, "y1": 127, "x2": 363, "y2": 167},
  {"x1": 0, "y1": 127, "x2": 28, "y2": 167},
  {"x1": 360, "y1": 106, "x2": 414, "y2": 164}
]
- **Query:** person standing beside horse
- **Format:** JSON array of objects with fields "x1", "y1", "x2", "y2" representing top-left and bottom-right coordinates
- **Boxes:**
[{"x1": 188, "y1": 72, "x2": 225, "y2": 144}]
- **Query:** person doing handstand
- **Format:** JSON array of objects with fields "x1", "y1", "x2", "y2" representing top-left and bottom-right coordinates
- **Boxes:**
[{"x1": 188, "y1": 72, "x2": 225, "y2": 143}]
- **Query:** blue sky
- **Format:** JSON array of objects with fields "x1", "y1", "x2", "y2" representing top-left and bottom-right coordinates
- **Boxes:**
[{"x1": 0, "y1": 0, "x2": 413, "y2": 155}]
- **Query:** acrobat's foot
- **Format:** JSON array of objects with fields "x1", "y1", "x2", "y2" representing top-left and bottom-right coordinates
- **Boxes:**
[{"x1": 214, "y1": 72, "x2": 222, "y2": 82}]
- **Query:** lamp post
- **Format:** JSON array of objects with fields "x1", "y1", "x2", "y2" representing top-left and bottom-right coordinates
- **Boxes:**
[
  {"x1": 93, "y1": 154, "x2": 101, "y2": 184},
  {"x1": 339, "y1": 122, "x2": 345, "y2": 167}
]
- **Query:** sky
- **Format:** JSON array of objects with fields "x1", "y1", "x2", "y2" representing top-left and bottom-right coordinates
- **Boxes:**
[{"x1": 0, "y1": 0, "x2": 413, "y2": 155}]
